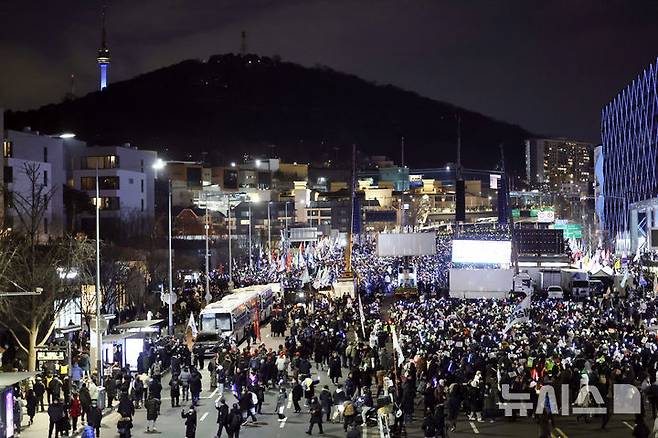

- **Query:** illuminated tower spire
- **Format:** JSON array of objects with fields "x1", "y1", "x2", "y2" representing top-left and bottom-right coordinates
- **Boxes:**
[{"x1": 97, "y1": 5, "x2": 110, "y2": 90}]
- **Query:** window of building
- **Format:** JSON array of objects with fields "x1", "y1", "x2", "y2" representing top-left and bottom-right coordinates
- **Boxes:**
[
  {"x1": 129, "y1": 178, "x2": 134, "y2": 184},
  {"x1": 43, "y1": 147, "x2": 48, "y2": 163},
  {"x1": 80, "y1": 176, "x2": 120, "y2": 190},
  {"x1": 2, "y1": 141, "x2": 12, "y2": 158},
  {"x1": 141, "y1": 199, "x2": 144, "y2": 212},
  {"x1": 3, "y1": 166, "x2": 13, "y2": 184},
  {"x1": 43, "y1": 170, "x2": 48, "y2": 186},
  {"x1": 82, "y1": 155, "x2": 119, "y2": 169},
  {"x1": 141, "y1": 180, "x2": 144, "y2": 193},
  {"x1": 140, "y1": 160, "x2": 144, "y2": 172},
  {"x1": 92, "y1": 196, "x2": 120, "y2": 210}
]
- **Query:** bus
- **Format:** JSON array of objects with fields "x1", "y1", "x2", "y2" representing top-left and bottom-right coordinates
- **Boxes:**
[{"x1": 197, "y1": 284, "x2": 274, "y2": 350}]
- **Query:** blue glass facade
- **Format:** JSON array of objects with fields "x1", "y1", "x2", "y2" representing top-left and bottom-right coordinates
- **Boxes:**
[{"x1": 601, "y1": 57, "x2": 658, "y2": 251}]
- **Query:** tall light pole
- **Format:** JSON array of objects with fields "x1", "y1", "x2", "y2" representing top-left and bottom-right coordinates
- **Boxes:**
[
  {"x1": 227, "y1": 199, "x2": 233, "y2": 289},
  {"x1": 94, "y1": 164, "x2": 103, "y2": 385},
  {"x1": 284, "y1": 201, "x2": 289, "y2": 243},
  {"x1": 267, "y1": 201, "x2": 272, "y2": 259},
  {"x1": 205, "y1": 198, "x2": 210, "y2": 300},
  {"x1": 152, "y1": 159, "x2": 173, "y2": 335},
  {"x1": 248, "y1": 200, "x2": 253, "y2": 268},
  {"x1": 167, "y1": 180, "x2": 173, "y2": 335}
]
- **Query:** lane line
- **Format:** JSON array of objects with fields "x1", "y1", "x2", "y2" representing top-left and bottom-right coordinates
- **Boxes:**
[
  {"x1": 623, "y1": 421, "x2": 634, "y2": 430},
  {"x1": 280, "y1": 417, "x2": 287, "y2": 428},
  {"x1": 287, "y1": 392, "x2": 293, "y2": 409},
  {"x1": 554, "y1": 426, "x2": 568, "y2": 437},
  {"x1": 200, "y1": 412, "x2": 209, "y2": 422},
  {"x1": 209, "y1": 388, "x2": 219, "y2": 398},
  {"x1": 469, "y1": 421, "x2": 480, "y2": 434}
]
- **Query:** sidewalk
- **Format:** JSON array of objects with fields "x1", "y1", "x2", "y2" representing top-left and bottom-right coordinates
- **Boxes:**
[{"x1": 18, "y1": 404, "x2": 118, "y2": 438}]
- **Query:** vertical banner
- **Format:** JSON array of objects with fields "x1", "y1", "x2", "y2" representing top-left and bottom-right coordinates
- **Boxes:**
[{"x1": 358, "y1": 290, "x2": 366, "y2": 339}]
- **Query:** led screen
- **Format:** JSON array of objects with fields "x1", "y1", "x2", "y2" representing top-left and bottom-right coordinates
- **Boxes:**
[{"x1": 451, "y1": 240, "x2": 512, "y2": 265}]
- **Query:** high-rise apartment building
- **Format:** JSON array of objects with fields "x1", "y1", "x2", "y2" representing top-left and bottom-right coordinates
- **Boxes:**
[{"x1": 525, "y1": 138, "x2": 593, "y2": 195}]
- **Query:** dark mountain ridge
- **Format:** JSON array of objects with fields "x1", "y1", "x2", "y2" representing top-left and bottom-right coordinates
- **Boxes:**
[{"x1": 5, "y1": 53, "x2": 532, "y2": 172}]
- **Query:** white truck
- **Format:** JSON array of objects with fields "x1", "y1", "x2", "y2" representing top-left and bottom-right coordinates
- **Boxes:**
[{"x1": 560, "y1": 268, "x2": 589, "y2": 298}]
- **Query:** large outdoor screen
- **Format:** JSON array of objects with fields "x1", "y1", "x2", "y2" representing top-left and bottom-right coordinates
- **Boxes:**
[{"x1": 451, "y1": 240, "x2": 512, "y2": 265}]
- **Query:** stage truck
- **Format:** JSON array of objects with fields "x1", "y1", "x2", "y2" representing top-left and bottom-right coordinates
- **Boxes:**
[{"x1": 196, "y1": 284, "x2": 274, "y2": 354}]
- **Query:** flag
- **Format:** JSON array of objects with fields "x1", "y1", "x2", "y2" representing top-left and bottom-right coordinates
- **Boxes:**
[
  {"x1": 620, "y1": 268, "x2": 629, "y2": 289},
  {"x1": 503, "y1": 295, "x2": 531, "y2": 333},
  {"x1": 358, "y1": 288, "x2": 366, "y2": 338},
  {"x1": 187, "y1": 312, "x2": 198, "y2": 338},
  {"x1": 391, "y1": 325, "x2": 405, "y2": 366},
  {"x1": 653, "y1": 276, "x2": 658, "y2": 296}
]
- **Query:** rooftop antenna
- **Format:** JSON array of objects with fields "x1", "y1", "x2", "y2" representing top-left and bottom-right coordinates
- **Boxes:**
[
  {"x1": 455, "y1": 113, "x2": 465, "y2": 223},
  {"x1": 65, "y1": 73, "x2": 76, "y2": 100},
  {"x1": 400, "y1": 136, "x2": 405, "y2": 168},
  {"x1": 240, "y1": 30, "x2": 247, "y2": 55}
]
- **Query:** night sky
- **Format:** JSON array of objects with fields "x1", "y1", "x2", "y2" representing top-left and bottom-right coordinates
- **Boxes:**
[{"x1": 1, "y1": 0, "x2": 657, "y2": 143}]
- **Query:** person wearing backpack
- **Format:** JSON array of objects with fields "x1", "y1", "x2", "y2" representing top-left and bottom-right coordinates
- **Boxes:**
[
  {"x1": 226, "y1": 404, "x2": 242, "y2": 438},
  {"x1": 343, "y1": 399, "x2": 356, "y2": 432},
  {"x1": 145, "y1": 396, "x2": 161, "y2": 433}
]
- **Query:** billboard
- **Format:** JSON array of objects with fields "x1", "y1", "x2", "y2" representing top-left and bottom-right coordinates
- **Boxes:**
[
  {"x1": 377, "y1": 233, "x2": 436, "y2": 257},
  {"x1": 451, "y1": 240, "x2": 512, "y2": 265},
  {"x1": 449, "y1": 268, "x2": 514, "y2": 298}
]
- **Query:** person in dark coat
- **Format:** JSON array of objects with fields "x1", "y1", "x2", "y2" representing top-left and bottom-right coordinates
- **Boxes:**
[
  {"x1": 105, "y1": 376, "x2": 117, "y2": 409},
  {"x1": 215, "y1": 397, "x2": 229, "y2": 437},
  {"x1": 226, "y1": 404, "x2": 242, "y2": 438},
  {"x1": 306, "y1": 396, "x2": 324, "y2": 435},
  {"x1": 117, "y1": 392, "x2": 135, "y2": 419},
  {"x1": 117, "y1": 416, "x2": 133, "y2": 438},
  {"x1": 79, "y1": 383, "x2": 92, "y2": 422},
  {"x1": 170, "y1": 375, "x2": 181, "y2": 407},
  {"x1": 319, "y1": 385, "x2": 333, "y2": 422},
  {"x1": 292, "y1": 380, "x2": 303, "y2": 413},
  {"x1": 87, "y1": 400, "x2": 102, "y2": 437},
  {"x1": 145, "y1": 396, "x2": 161, "y2": 432},
  {"x1": 48, "y1": 398, "x2": 65, "y2": 438},
  {"x1": 33, "y1": 377, "x2": 46, "y2": 412},
  {"x1": 190, "y1": 370, "x2": 202, "y2": 406},
  {"x1": 422, "y1": 408, "x2": 438, "y2": 438},
  {"x1": 329, "y1": 353, "x2": 342, "y2": 385},
  {"x1": 26, "y1": 388, "x2": 37, "y2": 425},
  {"x1": 149, "y1": 376, "x2": 163, "y2": 401},
  {"x1": 181, "y1": 405, "x2": 198, "y2": 438}
]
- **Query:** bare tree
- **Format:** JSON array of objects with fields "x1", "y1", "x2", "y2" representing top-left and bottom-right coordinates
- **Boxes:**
[{"x1": 0, "y1": 163, "x2": 94, "y2": 371}]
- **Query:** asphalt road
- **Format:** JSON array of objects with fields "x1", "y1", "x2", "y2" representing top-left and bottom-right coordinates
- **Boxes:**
[{"x1": 22, "y1": 321, "x2": 644, "y2": 438}]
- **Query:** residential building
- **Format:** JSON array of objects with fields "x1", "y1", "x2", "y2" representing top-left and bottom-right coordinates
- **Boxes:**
[
  {"x1": 71, "y1": 144, "x2": 157, "y2": 236},
  {"x1": 525, "y1": 137, "x2": 593, "y2": 195},
  {"x1": 3, "y1": 127, "x2": 67, "y2": 237},
  {"x1": 602, "y1": 57, "x2": 658, "y2": 252}
]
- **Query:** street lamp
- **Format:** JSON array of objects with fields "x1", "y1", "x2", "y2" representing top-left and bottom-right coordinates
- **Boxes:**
[
  {"x1": 152, "y1": 160, "x2": 173, "y2": 335},
  {"x1": 267, "y1": 201, "x2": 272, "y2": 258}
]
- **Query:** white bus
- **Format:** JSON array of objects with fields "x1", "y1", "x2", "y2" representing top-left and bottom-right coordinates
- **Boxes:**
[{"x1": 197, "y1": 284, "x2": 274, "y2": 349}]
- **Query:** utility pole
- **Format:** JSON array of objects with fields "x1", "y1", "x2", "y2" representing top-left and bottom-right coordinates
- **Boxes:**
[
  {"x1": 167, "y1": 180, "x2": 174, "y2": 335},
  {"x1": 205, "y1": 197, "x2": 210, "y2": 301},
  {"x1": 227, "y1": 198, "x2": 233, "y2": 290},
  {"x1": 248, "y1": 201, "x2": 253, "y2": 268},
  {"x1": 401, "y1": 136, "x2": 405, "y2": 168},
  {"x1": 94, "y1": 165, "x2": 103, "y2": 386},
  {"x1": 267, "y1": 201, "x2": 272, "y2": 259}
]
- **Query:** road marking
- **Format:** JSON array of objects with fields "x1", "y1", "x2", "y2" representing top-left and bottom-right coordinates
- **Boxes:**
[
  {"x1": 469, "y1": 421, "x2": 480, "y2": 434},
  {"x1": 209, "y1": 388, "x2": 219, "y2": 398},
  {"x1": 287, "y1": 392, "x2": 292, "y2": 409},
  {"x1": 623, "y1": 421, "x2": 634, "y2": 430},
  {"x1": 200, "y1": 412, "x2": 209, "y2": 422},
  {"x1": 280, "y1": 417, "x2": 287, "y2": 428},
  {"x1": 363, "y1": 425, "x2": 368, "y2": 438},
  {"x1": 554, "y1": 427, "x2": 568, "y2": 437}
]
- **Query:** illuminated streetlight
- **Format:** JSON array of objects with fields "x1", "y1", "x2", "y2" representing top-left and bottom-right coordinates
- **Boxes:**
[{"x1": 59, "y1": 133, "x2": 76, "y2": 139}]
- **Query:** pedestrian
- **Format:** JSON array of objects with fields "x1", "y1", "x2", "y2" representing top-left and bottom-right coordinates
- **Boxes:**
[
  {"x1": 69, "y1": 392, "x2": 82, "y2": 432},
  {"x1": 26, "y1": 388, "x2": 37, "y2": 425},
  {"x1": 329, "y1": 353, "x2": 342, "y2": 385},
  {"x1": 180, "y1": 366, "x2": 191, "y2": 401},
  {"x1": 145, "y1": 395, "x2": 161, "y2": 433},
  {"x1": 117, "y1": 415, "x2": 133, "y2": 438},
  {"x1": 148, "y1": 375, "x2": 163, "y2": 401},
  {"x1": 117, "y1": 391, "x2": 135, "y2": 420},
  {"x1": 132, "y1": 375, "x2": 144, "y2": 409},
  {"x1": 79, "y1": 382, "x2": 91, "y2": 422},
  {"x1": 292, "y1": 379, "x2": 303, "y2": 413},
  {"x1": 346, "y1": 423, "x2": 361, "y2": 438},
  {"x1": 181, "y1": 405, "x2": 198, "y2": 438},
  {"x1": 226, "y1": 404, "x2": 242, "y2": 438},
  {"x1": 422, "y1": 407, "x2": 438, "y2": 438},
  {"x1": 13, "y1": 393, "x2": 23, "y2": 435},
  {"x1": 319, "y1": 385, "x2": 332, "y2": 422},
  {"x1": 48, "y1": 398, "x2": 64, "y2": 438},
  {"x1": 34, "y1": 377, "x2": 46, "y2": 412},
  {"x1": 87, "y1": 400, "x2": 102, "y2": 438},
  {"x1": 275, "y1": 387, "x2": 287, "y2": 421},
  {"x1": 343, "y1": 399, "x2": 356, "y2": 432},
  {"x1": 306, "y1": 396, "x2": 324, "y2": 435},
  {"x1": 215, "y1": 397, "x2": 229, "y2": 438},
  {"x1": 190, "y1": 369, "x2": 202, "y2": 406},
  {"x1": 170, "y1": 374, "x2": 181, "y2": 407}
]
